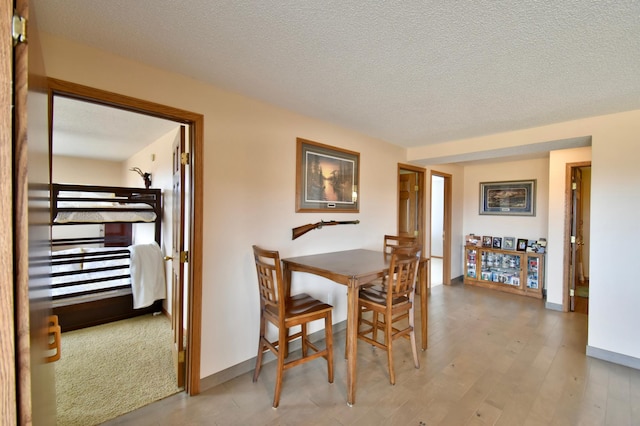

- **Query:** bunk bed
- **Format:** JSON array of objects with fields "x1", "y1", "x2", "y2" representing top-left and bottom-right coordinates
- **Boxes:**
[{"x1": 50, "y1": 183, "x2": 165, "y2": 331}]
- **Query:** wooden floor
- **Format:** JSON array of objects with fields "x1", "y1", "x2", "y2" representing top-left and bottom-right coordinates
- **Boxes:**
[{"x1": 104, "y1": 282, "x2": 640, "y2": 425}]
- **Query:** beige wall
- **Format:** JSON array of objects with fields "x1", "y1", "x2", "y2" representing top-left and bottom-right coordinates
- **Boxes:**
[
  {"x1": 462, "y1": 157, "x2": 550, "y2": 258},
  {"x1": 409, "y1": 112, "x2": 639, "y2": 366},
  {"x1": 39, "y1": 33, "x2": 407, "y2": 377},
  {"x1": 52, "y1": 155, "x2": 123, "y2": 185},
  {"x1": 39, "y1": 31, "x2": 640, "y2": 376}
]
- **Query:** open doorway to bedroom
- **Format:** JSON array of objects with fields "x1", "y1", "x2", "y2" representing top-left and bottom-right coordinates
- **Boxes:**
[{"x1": 47, "y1": 78, "x2": 203, "y2": 422}]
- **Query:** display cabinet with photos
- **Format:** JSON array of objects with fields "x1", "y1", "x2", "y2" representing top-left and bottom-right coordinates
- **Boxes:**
[{"x1": 464, "y1": 245, "x2": 544, "y2": 299}]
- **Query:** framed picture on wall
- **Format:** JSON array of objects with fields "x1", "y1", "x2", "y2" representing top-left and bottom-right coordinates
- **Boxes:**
[
  {"x1": 479, "y1": 180, "x2": 536, "y2": 216},
  {"x1": 295, "y1": 138, "x2": 360, "y2": 212}
]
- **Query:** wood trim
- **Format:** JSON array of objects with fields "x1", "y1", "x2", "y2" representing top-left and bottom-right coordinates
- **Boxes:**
[
  {"x1": 430, "y1": 170, "x2": 453, "y2": 285},
  {"x1": 187, "y1": 113, "x2": 204, "y2": 395},
  {"x1": 1, "y1": 1, "x2": 16, "y2": 423},
  {"x1": 46, "y1": 78, "x2": 204, "y2": 395},
  {"x1": 397, "y1": 163, "x2": 426, "y2": 250},
  {"x1": 563, "y1": 161, "x2": 591, "y2": 312}
]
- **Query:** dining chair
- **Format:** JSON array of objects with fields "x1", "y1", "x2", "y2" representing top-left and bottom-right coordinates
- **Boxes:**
[
  {"x1": 252, "y1": 245, "x2": 334, "y2": 408},
  {"x1": 357, "y1": 244, "x2": 421, "y2": 385},
  {"x1": 383, "y1": 234, "x2": 417, "y2": 254}
]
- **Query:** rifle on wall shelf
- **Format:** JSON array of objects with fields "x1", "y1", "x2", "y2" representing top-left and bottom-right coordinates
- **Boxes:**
[{"x1": 292, "y1": 220, "x2": 360, "y2": 240}]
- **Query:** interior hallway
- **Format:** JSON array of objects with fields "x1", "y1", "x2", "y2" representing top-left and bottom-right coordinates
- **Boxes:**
[{"x1": 104, "y1": 282, "x2": 639, "y2": 425}]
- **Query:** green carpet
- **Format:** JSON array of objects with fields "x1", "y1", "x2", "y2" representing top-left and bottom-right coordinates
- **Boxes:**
[{"x1": 55, "y1": 314, "x2": 180, "y2": 426}]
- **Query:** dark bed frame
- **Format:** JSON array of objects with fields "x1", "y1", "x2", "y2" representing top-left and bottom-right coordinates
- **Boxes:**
[{"x1": 50, "y1": 183, "x2": 164, "y2": 332}]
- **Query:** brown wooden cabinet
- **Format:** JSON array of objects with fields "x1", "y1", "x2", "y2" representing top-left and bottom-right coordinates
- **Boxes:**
[{"x1": 464, "y1": 245, "x2": 544, "y2": 299}]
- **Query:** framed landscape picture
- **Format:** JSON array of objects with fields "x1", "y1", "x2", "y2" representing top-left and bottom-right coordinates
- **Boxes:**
[
  {"x1": 479, "y1": 180, "x2": 536, "y2": 216},
  {"x1": 296, "y1": 138, "x2": 360, "y2": 212}
]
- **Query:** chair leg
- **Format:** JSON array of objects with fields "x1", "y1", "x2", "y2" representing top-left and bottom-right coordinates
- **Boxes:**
[
  {"x1": 301, "y1": 323, "x2": 308, "y2": 357},
  {"x1": 325, "y1": 312, "x2": 334, "y2": 383},
  {"x1": 371, "y1": 311, "x2": 377, "y2": 342},
  {"x1": 273, "y1": 327, "x2": 287, "y2": 408},
  {"x1": 409, "y1": 306, "x2": 420, "y2": 368},
  {"x1": 253, "y1": 314, "x2": 266, "y2": 382},
  {"x1": 386, "y1": 313, "x2": 395, "y2": 385}
]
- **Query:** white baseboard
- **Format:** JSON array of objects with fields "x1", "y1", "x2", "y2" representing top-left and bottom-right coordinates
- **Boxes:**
[
  {"x1": 545, "y1": 301, "x2": 563, "y2": 311},
  {"x1": 586, "y1": 345, "x2": 640, "y2": 370}
]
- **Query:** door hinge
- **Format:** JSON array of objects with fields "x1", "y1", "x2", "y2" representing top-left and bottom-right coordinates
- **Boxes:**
[
  {"x1": 414, "y1": 185, "x2": 419, "y2": 192},
  {"x1": 572, "y1": 182, "x2": 577, "y2": 190},
  {"x1": 12, "y1": 13, "x2": 27, "y2": 46},
  {"x1": 571, "y1": 236, "x2": 576, "y2": 243},
  {"x1": 180, "y1": 152, "x2": 190, "y2": 165},
  {"x1": 178, "y1": 350, "x2": 185, "y2": 363},
  {"x1": 180, "y1": 251, "x2": 189, "y2": 263},
  {"x1": 414, "y1": 230, "x2": 419, "y2": 237},
  {"x1": 569, "y1": 289, "x2": 575, "y2": 297}
]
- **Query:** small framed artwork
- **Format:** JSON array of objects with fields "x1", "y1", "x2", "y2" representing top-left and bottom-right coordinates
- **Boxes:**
[
  {"x1": 482, "y1": 236, "x2": 493, "y2": 247},
  {"x1": 503, "y1": 237, "x2": 516, "y2": 250},
  {"x1": 516, "y1": 238, "x2": 528, "y2": 252},
  {"x1": 492, "y1": 237, "x2": 502, "y2": 249},
  {"x1": 296, "y1": 138, "x2": 360, "y2": 212},
  {"x1": 479, "y1": 180, "x2": 536, "y2": 216}
]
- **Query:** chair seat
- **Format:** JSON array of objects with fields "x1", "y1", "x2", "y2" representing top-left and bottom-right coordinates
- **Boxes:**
[
  {"x1": 359, "y1": 286, "x2": 410, "y2": 306},
  {"x1": 265, "y1": 293, "x2": 333, "y2": 319}
]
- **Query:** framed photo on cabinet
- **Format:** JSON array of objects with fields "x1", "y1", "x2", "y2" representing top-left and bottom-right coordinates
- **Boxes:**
[
  {"x1": 503, "y1": 237, "x2": 516, "y2": 250},
  {"x1": 492, "y1": 237, "x2": 502, "y2": 249}
]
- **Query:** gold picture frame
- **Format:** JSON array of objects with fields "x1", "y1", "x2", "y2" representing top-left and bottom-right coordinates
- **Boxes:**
[{"x1": 295, "y1": 138, "x2": 360, "y2": 213}]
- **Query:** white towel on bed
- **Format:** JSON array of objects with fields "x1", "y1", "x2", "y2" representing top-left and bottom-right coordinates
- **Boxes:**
[{"x1": 128, "y1": 243, "x2": 166, "y2": 309}]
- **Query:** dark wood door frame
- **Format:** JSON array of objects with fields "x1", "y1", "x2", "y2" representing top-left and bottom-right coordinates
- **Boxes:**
[{"x1": 46, "y1": 78, "x2": 204, "y2": 395}]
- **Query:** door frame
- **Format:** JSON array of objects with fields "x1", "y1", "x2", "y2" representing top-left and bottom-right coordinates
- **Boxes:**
[
  {"x1": 46, "y1": 78, "x2": 204, "y2": 395},
  {"x1": 429, "y1": 170, "x2": 452, "y2": 285},
  {"x1": 397, "y1": 163, "x2": 426, "y2": 251},
  {"x1": 563, "y1": 161, "x2": 591, "y2": 312}
]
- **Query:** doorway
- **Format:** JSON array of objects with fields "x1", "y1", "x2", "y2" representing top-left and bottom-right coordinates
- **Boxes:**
[
  {"x1": 565, "y1": 162, "x2": 591, "y2": 314},
  {"x1": 397, "y1": 164, "x2": 426, "y2": 250},
  {"x1": 430, "y1": 170, "x2": 452, "y2": 286},
  {"x1": 47, "y1": 78, "x2": 204, "y2": 395}
]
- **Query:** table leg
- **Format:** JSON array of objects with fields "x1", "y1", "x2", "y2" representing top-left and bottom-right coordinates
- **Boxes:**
[
  {"x1": 346, "y1": 279, "x2": 358, "y2": 406},
  {"x1": 421, "y1": 259, "x2": 428, "y2": 350}
]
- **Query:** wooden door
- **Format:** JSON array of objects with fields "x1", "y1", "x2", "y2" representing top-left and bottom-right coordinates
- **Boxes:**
[
  {"x1": 1, "y1": 2, "x2": 17, "y2": 422},
  {"x1": 171, "y1": 126, "x2": 187, "y2": 387},
  {"x1": 13, "y1": 0, "x2": 57, "y2": 423},
  {"x1": 398, "y1": 172, "x2": 418, "y2": 238},
  {"x1": 570, "y1": 167, "x2": 585, "y2": 312}
]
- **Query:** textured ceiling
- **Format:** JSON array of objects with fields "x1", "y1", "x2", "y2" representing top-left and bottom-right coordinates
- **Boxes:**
[
  {"x1": 52, "y1": 96, "x2": 178, "y2": 161},
  {"x1": 34, "y1": 0, "x2": 640, "y2": 152}
]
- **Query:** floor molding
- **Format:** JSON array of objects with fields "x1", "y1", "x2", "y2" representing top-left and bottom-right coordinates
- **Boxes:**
[{"x1": 586, "y1": 345, "x2": 640, "y2": 370}]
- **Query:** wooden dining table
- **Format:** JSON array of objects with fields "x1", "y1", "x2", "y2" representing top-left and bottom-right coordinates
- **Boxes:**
[{"x1": 281, "y1": 249, "x2": 428, "y2": 406}]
